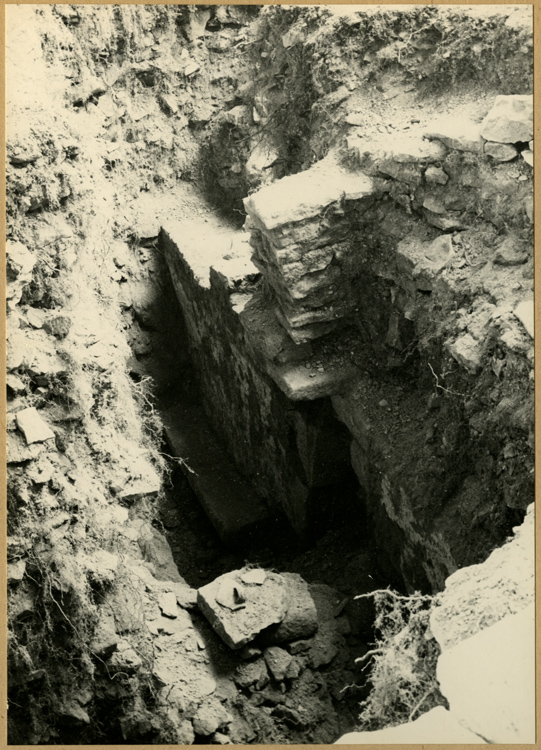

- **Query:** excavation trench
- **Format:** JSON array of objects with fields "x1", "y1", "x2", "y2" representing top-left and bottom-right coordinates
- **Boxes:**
[
  {"x1": 6, "y1": 4, "x2": 534, "y2": 744},
  {"x1": 123, "y1": 196, "x2": 398, "y2": 743}
]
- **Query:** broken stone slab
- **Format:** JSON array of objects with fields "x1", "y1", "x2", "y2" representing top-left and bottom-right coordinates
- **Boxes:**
[
  {"x1": 334, "y1": 706, "x2": 486, "y2": 744},
  {"x1": 16, "y1": 407, "x2": 55, "y2": 444},
  {"x1": 480, "y1": 95, "x2": 533, "y2": 144},
  {"x1": 197, "y1": 568, "x2": 288, "y2": 650},
  {"x1": 424, "y1": 117, "x2": 484, "y2": 153},
  {"x1": 437, "y1": 604, "x2": 535, "y2": 744},
  {"x1": 513, "y1": 300, "x2": 534, "y2": 338},
  {"x1": 108, "y1": 644, "x2": 143, "y2": 673},
  {"x1": 350, "y1": 132, "x2": 447, "y2": 166},
  {"x1": 7, "y1": 432, "x2": 44, "y2": 464},
  {"x1": 424, "y1": 165, "x2": 449, "y2": 185},
  {"x1": 484, "y1": 141, "x2": 518, "y2": 162}
]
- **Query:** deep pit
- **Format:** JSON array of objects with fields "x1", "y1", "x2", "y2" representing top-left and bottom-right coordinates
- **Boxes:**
[{"x1": 6, "y1": 4, "x2": 535, "y2": 745}]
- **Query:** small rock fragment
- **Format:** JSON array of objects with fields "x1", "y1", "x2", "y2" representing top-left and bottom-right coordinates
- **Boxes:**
[
  {"x1": 192, "y1": 699, "x2": 232, "y2": 736},
  {"x1": 239, "y1": 644, "x2": 262, "y2": 660},
  {"x1": 6, "y1": 373, "x2": 27, "y2": 394},
  {"x1": 514, "y1": 300, "x2": 534, "y2": 338},
  {"x1": 234, "y1": 659, "x2": 269, "y2": 689},
  {"x1": 424, "y1": 165, "x2": 449, "y2": 185},
  {"x1": 90, "y1": 626, "x2": 118, "y2": 659},
  {"x1": 158, "y1": 591, "x2": 179, "y2": 618},
  {"x1": 240, "y1": 568, "x2": 266, "y2": 585},
  {"x1": 447, "y1": 333, "x2": 482, "y2": 373},
  {"x1": 215, "y1": 578, "x2": 247, "y2": 610},
  {"x1": 43, "y1": 315, "x2": 72, "y2": 339},
  {"x1": 264, "y1": 646, "x2": 293, "y2": 681},
  {"x1": 288, "y1": 639, "x2": 312, "y2": 655},
  {"x1": 7, "y1": 560, "x2": 26, "y2": 583},
  {"x1": 494, "y1": 237, "x2": 528, "y2": 266},
  {"x1": 16, "y1": 407, "x2": 55, "y2": 444},
  {"x1": 521, "y1": 150, "x2": 533, "y2": 167},
  {"x1": 484, "y1": 141, "x2": 518, "y2": 162}
]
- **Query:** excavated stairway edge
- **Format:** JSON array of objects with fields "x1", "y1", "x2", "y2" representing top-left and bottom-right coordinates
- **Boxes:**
[{"x1": 160, "y1": 393, "x2": 271, "y2": 545}]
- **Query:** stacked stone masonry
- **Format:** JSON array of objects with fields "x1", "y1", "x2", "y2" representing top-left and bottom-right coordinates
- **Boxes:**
[{"x1": 164, "y1": 94, "x2": 533, "y2": 590}]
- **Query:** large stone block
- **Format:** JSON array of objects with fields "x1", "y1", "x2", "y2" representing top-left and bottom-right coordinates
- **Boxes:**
[
  {"x1": 244, "y1": 156, "x2": 374, "y2": 231},
  {"x1": 480, "y1": 95, "x2": 533, "y2": 143},
  {"x1": 197, "y1": 569, "x2": 288, "y2": 649}
]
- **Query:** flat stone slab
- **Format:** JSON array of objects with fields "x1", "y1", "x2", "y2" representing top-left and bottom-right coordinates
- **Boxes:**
[
  {"x1": 161, "y1": 398, "x2": 270, "y2": 546},
  {"x1": 244, "y1": 155, "x2": 374, "y2": 231},
  {"x1": 197, "y1": 568, "x2": 287, "y2": 649},
  {"x1": 424, "y1": 116, "x2": 484, "y2": 153},
  {"x1": 269, "y1": 359, "x2": 359, "y2": 401}
]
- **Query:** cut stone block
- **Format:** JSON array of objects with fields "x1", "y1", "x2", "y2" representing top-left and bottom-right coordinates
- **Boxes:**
[
  {"x1": 269, "y1": 360, "x2": 359, "y2": 401},
  {"x1": 480, "y1": 95, "x2": 533, "y2": 144},
  {"x1": 197, "y1": 569, "x2": 288, "y2": 649},
  {"x1": 16, "y1": 407, "x2": 55, "y2": 444},
  {"x1": 244, "y1": 156, "x2": 374, "y2": 231}
]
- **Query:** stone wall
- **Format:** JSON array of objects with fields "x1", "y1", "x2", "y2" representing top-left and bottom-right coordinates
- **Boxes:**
[
  {"x1": 163, "y1": 94, "x2": 533, "y2": 592},
  {"x1": 161, "y1": 219, "x2": 355, "y2": 537}
]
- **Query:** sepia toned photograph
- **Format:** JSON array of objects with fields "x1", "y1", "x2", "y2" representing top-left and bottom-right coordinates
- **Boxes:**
[{"x1": 5, "y1": 3, "x2": 535, "y2": 745}]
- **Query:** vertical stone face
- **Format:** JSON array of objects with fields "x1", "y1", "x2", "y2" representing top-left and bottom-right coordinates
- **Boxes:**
[
  {"x1": 161, "y1": 220, "x2": 354, "y2": 537},
  {"x1": 244, "y1": 156, "x2": 375, "y2": 344}
]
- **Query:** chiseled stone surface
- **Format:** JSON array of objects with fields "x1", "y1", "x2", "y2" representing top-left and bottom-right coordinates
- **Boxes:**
[{"x1": 244, "y1": 154, "x2": 374, "y2": 230}]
